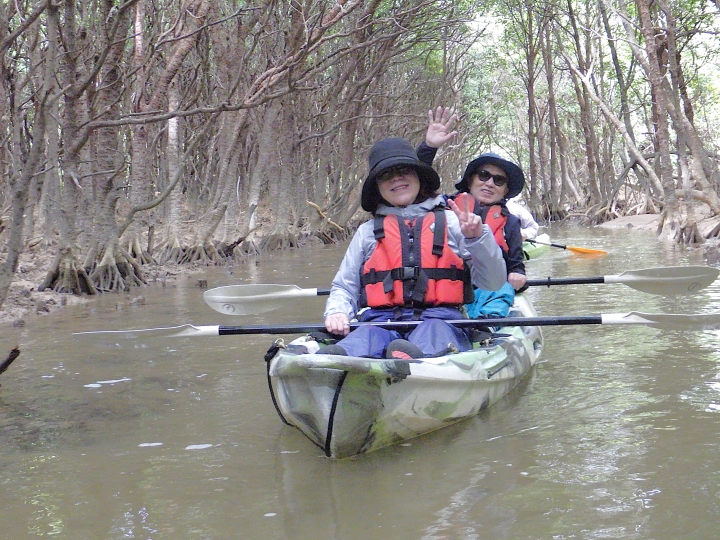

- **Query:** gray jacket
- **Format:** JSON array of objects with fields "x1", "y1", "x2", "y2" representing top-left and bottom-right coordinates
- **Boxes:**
[{"x1": 324, "y1": 195, "x2": 507, "y2": 319}]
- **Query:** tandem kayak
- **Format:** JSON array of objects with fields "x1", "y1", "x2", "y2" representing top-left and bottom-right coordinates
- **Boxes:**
[
  {"x1": 522, "y1": 233, "x2": 551, "y2": 260},
  {"x1": 265, "y1": 294, "x2": 543, "y2": 459}
]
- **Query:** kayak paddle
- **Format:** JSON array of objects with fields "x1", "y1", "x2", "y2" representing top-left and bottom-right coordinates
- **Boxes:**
[
  {"x1": 525, "y1": 238, "x2": 607, "y2": 255},
  {"x1": 73, "y1": 311, "x2": 720, "y2": 342},
  {"x1": 203, "y1": 266, "x2": 719, "y2": 315}
]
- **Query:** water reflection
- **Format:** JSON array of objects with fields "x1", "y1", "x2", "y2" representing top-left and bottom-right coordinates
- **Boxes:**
[{"x1": 2, "y1": 226, "x2": 720, "y2": 538}]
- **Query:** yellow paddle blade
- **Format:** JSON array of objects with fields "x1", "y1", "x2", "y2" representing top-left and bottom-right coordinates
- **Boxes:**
[{"x1": 566, "y1": 245, "x2": 608, "y2": 255}]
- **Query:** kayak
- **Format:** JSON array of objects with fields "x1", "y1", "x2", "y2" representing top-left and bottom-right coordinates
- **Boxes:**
[
  {"x1": 523, "y1": 232, "x2": 551, "y2": 260},
  {"x1": 265, "y1": 294, "x2": 543, "y2": 459}
]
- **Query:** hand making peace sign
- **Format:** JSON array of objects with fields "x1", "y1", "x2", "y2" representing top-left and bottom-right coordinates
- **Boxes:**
[{"x1": 447, "y1": 197, "x2": 484, "y2": 239}]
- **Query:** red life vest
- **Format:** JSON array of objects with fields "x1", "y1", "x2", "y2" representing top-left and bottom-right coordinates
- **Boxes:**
[
  {"x1": 360, "y1": 209, "x2": 473, "y2": 309},
  {"x1": 453, "y1": 193, "x2": 509, "y2": 253}
]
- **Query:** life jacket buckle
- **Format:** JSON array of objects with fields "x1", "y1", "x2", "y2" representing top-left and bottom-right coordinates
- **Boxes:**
[{"x1": 391, "y1": 266, "x2": 419, "y2": 281}]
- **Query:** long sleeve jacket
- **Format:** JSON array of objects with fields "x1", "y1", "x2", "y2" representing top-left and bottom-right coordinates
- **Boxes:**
[
  {"x1": 323, "y1": 195, "x2": 507, "y2": 320},
  {"x1": 478, "y1": 203, "x2": 526, "y2": 276},
  {"x1": 506, "y1": 199, "x2": 539, "y2": 240}
]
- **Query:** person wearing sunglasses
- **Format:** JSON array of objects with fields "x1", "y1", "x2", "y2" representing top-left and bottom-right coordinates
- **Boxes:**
[
  {"x1": 417, "y1": 112, "x2": 527, "y2": 318},
  {"x1": 418, "y1": 113, "x2": 526, "y2": 292},
  {"x1": 453, "y1": 153, "x2": 526, "y2": 283},
  {"x1": 449, "y1": 154, "x2": 527, "y2": 318},
  {"x1": 318, "y1": 136, "x2": 507, "y2": 359}
]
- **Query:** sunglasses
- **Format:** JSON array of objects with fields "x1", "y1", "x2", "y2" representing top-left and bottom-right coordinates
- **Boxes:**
[
  {"x1": 475, "y1": 169, "x2": 509, "y2": 187},
  {"x1": 377, "y1": 166, "x2": 416, "y2": 183}
]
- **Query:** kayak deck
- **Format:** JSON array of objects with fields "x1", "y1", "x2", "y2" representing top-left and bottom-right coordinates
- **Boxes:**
[{"x1": 267, "y1": 295, "x2": 543, "y2": 458}]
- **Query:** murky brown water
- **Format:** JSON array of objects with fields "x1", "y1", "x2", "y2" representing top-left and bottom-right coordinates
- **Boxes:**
[{"x1": 2, "y1": 223, "x2": 720, "y2": 539}]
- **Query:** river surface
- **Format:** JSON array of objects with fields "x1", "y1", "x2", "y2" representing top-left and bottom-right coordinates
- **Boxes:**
[{"x1": 2, "y1": 223, "x2": 720, "y2": 539}]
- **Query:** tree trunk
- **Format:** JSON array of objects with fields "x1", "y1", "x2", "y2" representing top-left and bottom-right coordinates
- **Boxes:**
[
  {"x1": 125, "y1": 0, "x2": 211, "y2": 266},
  {"x1": 155, "y1": 85, "x2": 186, "y2": 264},
  {"x1": 39, "y1": 0, "x2": 97, "y2": 295},
  {"x1": 0, "y1": 94, "x2": 48, "y2": 307},
  {"x1": 635, "y1": 0, "x2": 682, "y2": 241},
  {"x1": 570, "y1": 1, "x2": 602, "y2": 211}
]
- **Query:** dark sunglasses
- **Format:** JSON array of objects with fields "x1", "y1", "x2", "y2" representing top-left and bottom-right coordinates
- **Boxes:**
[
  {"x1": 377, "y1": 166, "x2": 416, "y2": 183},
  {"x1": 475, "y1": 169, "x2": 509, "y2": 187}
]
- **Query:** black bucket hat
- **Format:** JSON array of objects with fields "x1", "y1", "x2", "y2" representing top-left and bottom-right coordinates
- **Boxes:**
[
  {"x1": 454, "y1": 153, "x2": 525, "y2": 199},
  {"x1": 361, "y1": 137, "x2": 440, "y2": 213}
]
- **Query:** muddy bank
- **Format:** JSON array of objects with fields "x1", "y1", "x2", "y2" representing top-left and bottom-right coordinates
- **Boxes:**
[
  {"x1": 0, "y1": 247, "x2": 193, "y2": 327},
  {"x1": 597, "y1": 206, "x2": 720, "y2": 239},
  {"x1": 596, "y1": 213, "x2": 660, "y2": 231}
]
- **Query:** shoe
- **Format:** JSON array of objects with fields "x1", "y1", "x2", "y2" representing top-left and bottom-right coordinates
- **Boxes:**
[
  {"x1": 316, "y1": 344, "x2": 348, "y2": 356},
  {"x1": 385, "y1": 339, "x2": 424, "y2": 360}
]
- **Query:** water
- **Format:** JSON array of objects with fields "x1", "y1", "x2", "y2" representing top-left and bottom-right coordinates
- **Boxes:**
[{"x1": 2, "y1": 223, "x2": 720, "y2": 539}]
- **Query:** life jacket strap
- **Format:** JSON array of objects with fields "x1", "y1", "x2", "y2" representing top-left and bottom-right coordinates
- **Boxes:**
[
  {"x1": 432, "y1": 209, "x2": 445, "y2": 257},
  {"x1": 361, "y1": 266, "x2": 467, "y2": 284}
]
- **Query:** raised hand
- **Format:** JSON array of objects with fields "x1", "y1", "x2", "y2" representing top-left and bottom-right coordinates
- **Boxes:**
[
  {"x1": 447, "y1": 197, "x2": 483, "y2": 239},
  {"x1": 425, "y1": 106, "x2": 458, "y2": 149}
]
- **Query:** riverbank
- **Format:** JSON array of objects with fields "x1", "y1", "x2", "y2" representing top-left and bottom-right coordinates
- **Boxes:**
[{"x1": 0, "y1": 246, "x2": 193, "y2": 327}]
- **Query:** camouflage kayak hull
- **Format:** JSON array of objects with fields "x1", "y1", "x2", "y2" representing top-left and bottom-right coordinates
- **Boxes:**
[{"x1": 267, "y1": 294, "x2": 543, "y2": 459}]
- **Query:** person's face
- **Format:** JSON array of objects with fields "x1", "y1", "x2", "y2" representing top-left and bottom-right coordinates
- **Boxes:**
[
  {"x1": 469, "y1": 163, "x2": 509, "y2": 205},
  {"x1": 377, "y1": 166, "x2": 421, "y2": 207}
]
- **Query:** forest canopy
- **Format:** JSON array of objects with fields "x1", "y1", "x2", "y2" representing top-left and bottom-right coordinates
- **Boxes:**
[{"x1": 2, "y1": 0, "x2": 720, "y2": 310}]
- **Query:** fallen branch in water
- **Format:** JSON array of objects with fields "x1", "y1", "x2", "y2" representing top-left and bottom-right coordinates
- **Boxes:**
[{"x1": 0, "y1": 347, "x2": 20, "y2": 379}]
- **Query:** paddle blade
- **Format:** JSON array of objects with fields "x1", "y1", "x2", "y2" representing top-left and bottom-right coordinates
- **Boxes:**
[
  {"x1": 601, "y1": 311, "x2": 720, "y2": 331},
  {"x1": 203, "y1": 284, "x2": 322, "y2": 315},
  {"x1": 565, "y1": 245, "x2": 608, "y2": 255},
  {"x1": 607, "y1": 266, "x2": 719, "y2": 295},
  {"x1": 72, "y1": 325, "x2": 222, "y2": 344}
]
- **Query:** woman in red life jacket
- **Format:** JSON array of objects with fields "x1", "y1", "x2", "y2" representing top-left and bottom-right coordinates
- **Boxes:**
[
  {"x1": 416, "y1": 110, "x2": 527, "y2": 318},
  {"x1": 318, "y1": 137, "x2": 507, "y2": 359},
  {"x1": 417, "y1": 108, "x2": 526, "y2": 292},
  {"x1": 452, "y1": 154, "x2": 527, "y2": 291},
  {"x1": 449, "y1": 154, "x2": 527, "y2": 318}
]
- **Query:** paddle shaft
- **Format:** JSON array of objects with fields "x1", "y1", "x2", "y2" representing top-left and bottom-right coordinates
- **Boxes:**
[
  {"x1": 527, "y1": 276, "x2": 604, "y2": 287},
  {"x1": 214, "y1": 316, "x2": 601, "y2": 335},
  {"x1": 213, "y1": 311, "x2": 713, "y2": 334},
  {"x1": 270, "y1": 280, "x2": 613, "y2": 295},
  {"x1": 528, "y1": 239, "x2": 569, "y2": 249},
  {"x1": 304, "y1": 274, "x2": 702, "y2": 296},
  {"x1": 73, "y1": 310, "x2": 720, "y2": 342},
  {"x1": 290, "y1": 276, "x2": 662, "y2": 293}
]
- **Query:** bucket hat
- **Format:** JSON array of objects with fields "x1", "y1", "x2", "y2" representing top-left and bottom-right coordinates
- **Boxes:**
[
  {"x1": 454, "y1": 153, "x2": 525, "y2": 199},
  {"x1": 361, "y1": 137, "x2": 440, "y2": 213}
]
